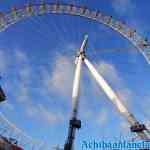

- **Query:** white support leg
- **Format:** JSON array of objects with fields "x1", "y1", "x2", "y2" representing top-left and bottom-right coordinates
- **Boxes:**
[
  {"x1": 72, "y1": 35, "x2": 88, "y2": 118},
  {"x1": 72, "y1": 55, "x2": 82, "y2": 118},
  {"x1": 84, "y1": 58, "x2": 148, "y2": 140},
  {"x1": 64, "y1": 36, "x2": 88, "y2": 150}
]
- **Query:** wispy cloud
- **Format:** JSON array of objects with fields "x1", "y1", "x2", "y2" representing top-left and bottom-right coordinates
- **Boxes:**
[
  {"x1": 112, "y1": 0, "x2": 135, "y2": 15},
  {"x1": 15, "y1": 49, "x2": 31, "y2": 83},
  {"x1": 96, "y1": 108, "x2": 108, "y2": 126},
  {"x1": 96, "y1": 60, "x2": 133, "y2": 108},
  {"x1": 26, "y1": 103, "x2": 64, "y2": 125},
  {"x1": 0, "y1": 49, "x2": 65, "y2": 126},
  {"x1": 141, "y1": 96, "x2": 150, "y2": 119},
  {"x1": 116, "y1": 88, "x2": 132, "y2": 108},
  {"x1": 97, "y1": 61, "x2": 121, "y2": 85},
  {"x1": 0, "y1": 101, "x2": 14, "y2": 112},
  {"x1": 15, "y1": 49, "x2": 28, "y2": 63},
  {"x1": 0, "y1": 50, "x2": 9, "y2": 73},
  {"x1": 111, "y1": 0, "x2": 147, "y2": 36},
  {"x1": 145, "y1": 120, "x2": 150, "y2": 131},
  {"x1": 19, "y1": 64, "x2": 32, "y2": 82},
  {"x1": 15, "y1": 84, "x2": 30, "y2": 103},
  {"x1": 12, "y1": 50, "x2": 32, "y2": 103},
  {"x1": 42, "y1": 54, "x2": 74, "y2": 97},
  {"x1": 120, "y1": 120, "x2": 130, "y2": 134}
]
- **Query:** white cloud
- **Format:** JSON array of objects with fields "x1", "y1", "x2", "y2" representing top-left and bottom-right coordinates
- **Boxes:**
[
  {"x1": 97, "y1": 108, "x2": 108, "y2": 126},
  {"x1": 112, "y1": 0, "x2": 135, "y2": 15},
  {"x1": 116, "y1": 88, "x2": 132, "y2": 108},
  {"x1": 38, "y1": 104, "x2": 63, "y2": 124},
  {"x1": 26, "y1": 103, "x2": 63, "y2": 125},
  {"x1": 15, "y1": 50, "x2": 31, "y2": 82},
  {"x1": 19, "y1": 64, "x2": 31, "y2": 81},
  {"x1": 15, "y1": 84, "x2": 30, "y2": 103},
  {"x1": 18, "y1": 64, "x2": 32, "y2": 88},
  {"x1": 15, "y1": 49, "x2": 28, "y2": 63},
  {"x1": 145, "y1": 120, "x2": 150, "y2": 130},
  {"x1": 26, "y1": 103, "x2": 37, "y2": 117},
  {"x1": 42, "y1": 54, "x2": 74, "y2": 97},
  {"x1": 79, "y1": 99, "x2": 94, "y2": 120},
  {"x1": 12, "y1": 50, "x2": 32, "y2": 103},
  {"x1": 97, "y1": 61, "x2": 121, "y2": 85},
  {"x1": 120, "y1": 121, "x2": 129, "y2": 132},
  {"x1": 119, "y1": 121, "x2": 131, "y2": 138},
  {"x1": 0, "y1": 50, "x2": 9, "y2": 72},
  {"x1": 0, "y1": 101, "x2": 14, "y2": 111}
]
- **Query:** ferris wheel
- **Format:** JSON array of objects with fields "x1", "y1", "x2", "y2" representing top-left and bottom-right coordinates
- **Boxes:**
[{"x1": 0, "y1": 2, "x2": 150, "y2": 150}]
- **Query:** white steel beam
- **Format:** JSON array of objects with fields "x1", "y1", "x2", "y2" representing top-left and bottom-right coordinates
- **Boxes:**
[
  {"x1": 72, "y1": 35, "x2": 88, "y2": 118},
  {"x1": 72, "y1": 55, "x2": 82, "y2": 117},
  {"x1": 84, "y1": 58, "x2": 148, "y2": 140}
]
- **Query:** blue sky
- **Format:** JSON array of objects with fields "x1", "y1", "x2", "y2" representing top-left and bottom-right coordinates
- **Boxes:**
[{"x1": 0, "y1": 0, "x2": 150, "y2": 149}]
